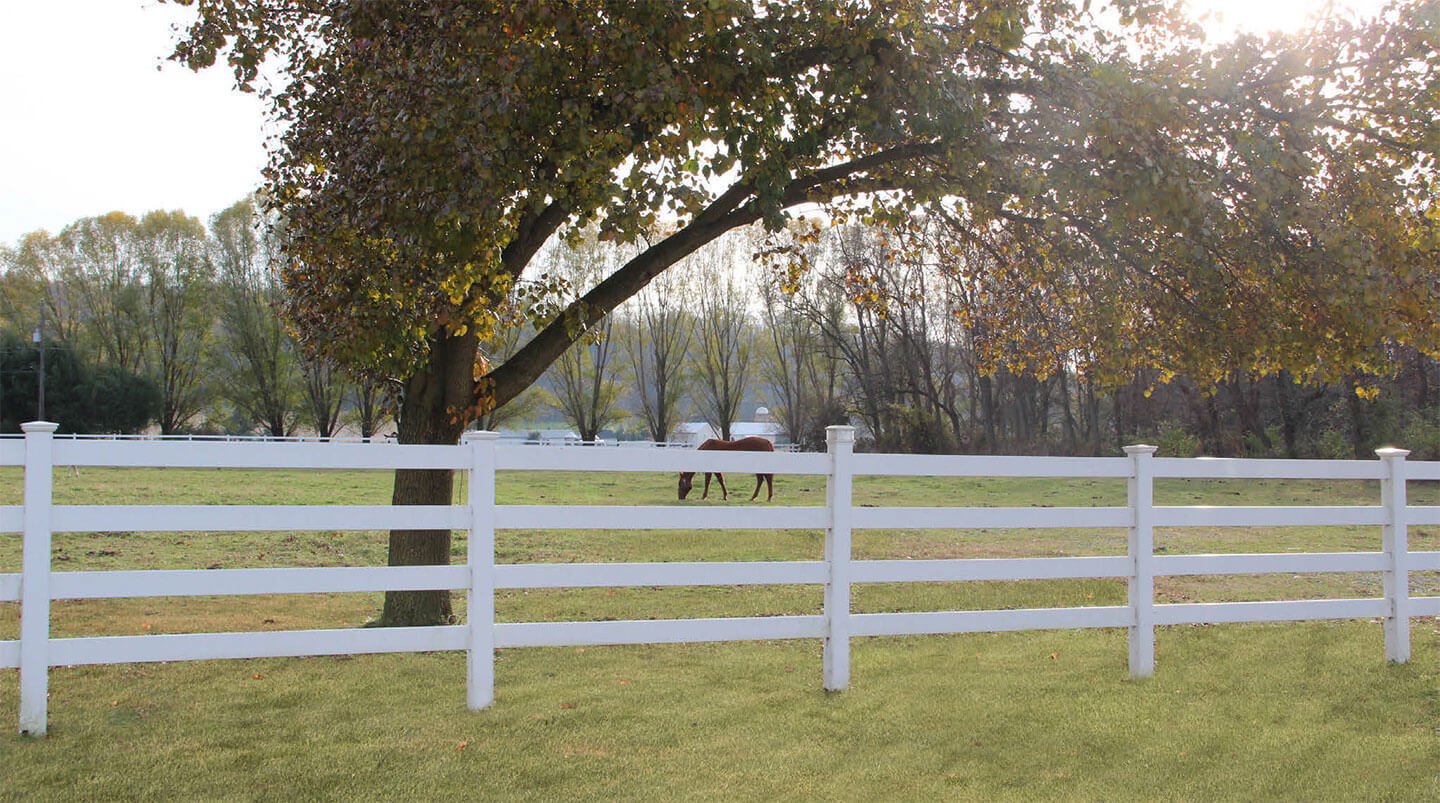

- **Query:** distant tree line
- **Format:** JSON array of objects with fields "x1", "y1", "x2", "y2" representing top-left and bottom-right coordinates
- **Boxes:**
[
  {"x1": 516, "y1": 223, "x2": 1440, "y2": 460},
  {"x1": 3, "y1": 210, "x2": 1434, "y2": 458},
  {"x1": 0, "y1": 201, "x2": 384, "y2": 438}
]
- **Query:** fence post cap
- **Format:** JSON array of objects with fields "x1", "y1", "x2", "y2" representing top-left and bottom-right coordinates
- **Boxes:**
[
  {"x1": 20, "y1": 422, "x2": 59, "y2": 434},
  {"x1": 825, "y1": 426, "x2": 856, "y2": 445},
  {"x1": 1123, "y1": 444, "x2": 1158, "y2": 456},
  {"x1": 1375, "y1": 447, "x2": 1410, "y2": 459}
]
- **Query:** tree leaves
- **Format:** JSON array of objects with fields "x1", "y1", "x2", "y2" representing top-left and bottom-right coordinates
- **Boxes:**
[{"x1": 166, "y1": 0, "x2": 1440, "y2": 422}]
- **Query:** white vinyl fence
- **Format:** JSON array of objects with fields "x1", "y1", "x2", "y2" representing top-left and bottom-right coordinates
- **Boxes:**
[{"x1": 4, "y1": 421, "x2": 1439, "y2": 737}]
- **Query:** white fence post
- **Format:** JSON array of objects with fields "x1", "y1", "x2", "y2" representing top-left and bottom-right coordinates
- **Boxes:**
[
  {"x1": 823, "y1": 426, "x2": 855, "y2": 691},
  {"x1": 19, "y1": 421, "x2": 58, "y2": 736},
  {"x1": 1377, "y1": 447, "x2": 1410, "y2": 663},
  {"x1": 1125, "y1": 444, "x2": 1158, "y2": 679},
  {"x1": 466, "y1": 431, "x2": 500, "y2": 709}
]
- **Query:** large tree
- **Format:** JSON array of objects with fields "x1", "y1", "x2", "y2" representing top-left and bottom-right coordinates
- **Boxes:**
[
  {"x1": 537, "y1": 232, "x2": 631, "y2": 441},
  {"x1": 622, "y1": 269, "x2": 694, "y2": 444},
  {"x1": 169, "y1": 0, "x2": 1440, "y2": 625},
  {"x1": 691, "y1": 236, "x2": 757, "y2": 442},
  {"x1": 211, "y1": 198, "x2": 301, "y2": 438},
  {"x1": 54, "y1": 214, "x2": 149, "y2": 374},
  {"x1": 136, "y1": 210, "x2": 216, "y2": 435}
]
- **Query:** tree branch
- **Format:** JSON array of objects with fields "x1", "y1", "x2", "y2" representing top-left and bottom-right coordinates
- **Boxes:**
[{"x1": 480, "y1": 141, "x2": 944, "y2": 410}]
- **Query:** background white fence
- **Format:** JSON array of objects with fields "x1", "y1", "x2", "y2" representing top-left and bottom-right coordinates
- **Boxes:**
[
  {"x1": 3, "y1": 421, "x2": 1438, "y2": 737},
  {"x1": 0, "y1": 432, "x2": 799, "y2": 451}
]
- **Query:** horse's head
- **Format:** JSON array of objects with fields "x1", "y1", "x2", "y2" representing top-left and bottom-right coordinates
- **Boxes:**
[{"x1": 678, "y1": 472, "x2": 695, "y2": 500}]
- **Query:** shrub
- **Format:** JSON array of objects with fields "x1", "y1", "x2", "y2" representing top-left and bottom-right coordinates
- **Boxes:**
[{"x1": 1155, "y1": 426, "x2": 1199, "y2": 457}]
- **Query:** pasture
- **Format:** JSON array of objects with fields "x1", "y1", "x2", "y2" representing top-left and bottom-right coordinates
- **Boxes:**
[{"x1": 2, "y1": 463, "x2": 1440, "y2": 800}]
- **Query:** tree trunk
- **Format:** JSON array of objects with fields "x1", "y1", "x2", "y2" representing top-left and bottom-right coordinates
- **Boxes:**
[
  {"x1": 1275, "y1": 373, "x2": 1301, "y2": 459},
  {"x1": 1347, "y1": 382, "x2": 1371, "y2": 459},
  {"x1": 978, "y1": 374, "x2": 996, "y2": 452},
  {"x1": 384, "y1": 467, "x2": 456, "y2": 625},
  {"x1": 378, "y1": 332, "x2": 477, "y2": 627},
  {"x1": 1058, "y1": 366, "x2": 1077, "y2": 454}
]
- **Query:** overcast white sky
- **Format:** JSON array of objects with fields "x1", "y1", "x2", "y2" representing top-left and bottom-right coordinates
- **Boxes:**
[
  {"x1": 0, "y1": 0, "x2": 1387, "y2": 246},
  {"x1": 0, "y1": 1, "x2": 267, "y2": 244}
]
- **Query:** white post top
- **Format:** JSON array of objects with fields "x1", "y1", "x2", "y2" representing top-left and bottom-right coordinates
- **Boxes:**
[
  {"x1": 1375, "y1": 447, "x2": 1411, "y2": 459},
  {"x1": 826, "y1": 426, "x2": 855, "y2": 445},
  {"x1": 1123, "y1": 444, "x2": 1158, "y2": 456},
  {"x1": 20, "y1": 422, "x2": 58, "y2": 434},
  {"x1": 462, "y1": 430, "x2": 501, "y2": 442}
]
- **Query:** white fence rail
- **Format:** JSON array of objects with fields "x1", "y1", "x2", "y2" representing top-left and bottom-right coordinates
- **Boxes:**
[{"x1": 3, "y1": 422, "x2": 1437, "y2": 736}]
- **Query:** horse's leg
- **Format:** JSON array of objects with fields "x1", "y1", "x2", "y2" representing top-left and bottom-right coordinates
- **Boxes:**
[
  {"x1": 701, "y1": 472, "x2": 712, "y2": 500},
  {"x1": 716, "y1": 472, "x2": 728, "y2": 500},
  {"x1": 750, "y1": 473, "x2": 762, "y2": 501},
  {"x1": 765, "y1": 473, "x2": 773, "y2": 501}
]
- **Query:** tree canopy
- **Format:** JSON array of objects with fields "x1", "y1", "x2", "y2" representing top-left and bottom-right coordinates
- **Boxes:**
[
  {"x1": 167, "y1": 0, "x2": 1440, "y2": 625},
  {"x1": 169, "y1": 0, "x2": 1439, "y2": 420}
]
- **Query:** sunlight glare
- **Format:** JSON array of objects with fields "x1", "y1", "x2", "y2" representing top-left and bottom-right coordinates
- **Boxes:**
[{"x1": 1188, "y1": 0, "x2": 1391, "y2": 36}]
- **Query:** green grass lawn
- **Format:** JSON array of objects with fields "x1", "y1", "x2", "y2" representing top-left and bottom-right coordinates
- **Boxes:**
[{"x1": 2, "y1": 464, "x2": 1439, "y2": 799}]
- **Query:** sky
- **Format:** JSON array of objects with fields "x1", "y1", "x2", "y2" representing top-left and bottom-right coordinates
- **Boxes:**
[
  {"x1": 0, "y1": 0, "x2": 1391, "y2": 247},
  {"x1": 0, "y1": 1, "x2": 267, "y2": 245}
]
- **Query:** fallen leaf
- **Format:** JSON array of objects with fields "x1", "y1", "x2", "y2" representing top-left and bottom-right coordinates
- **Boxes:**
[
  {"x1": 142, "y1": 623, "x2": 153, "y2": 631},
  {"x1": 783, "y1": 666, "x2": 795, "y2": 672},
  {"x1": 457, "y1": 741, "x2": 468, "y2": 751},
  {"x1": 1049, "y1": 652, "x2": 1059, "y2": 661},
  {"x1": 618, "y1": 680, "x2": 632, "y2": 685},
  {"x1": 252, "y1": 673, "x2": 267, "y2": 680},
  {"x1": 110, "y1": 700, "x2": 118, "y2": 707},
  {"x1": 560, "y1": 702, "x2": 577, "y2": 710}
]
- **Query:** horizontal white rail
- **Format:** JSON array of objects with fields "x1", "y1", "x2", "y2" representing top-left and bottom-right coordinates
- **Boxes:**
[
  {"x1": 50, "y1": 440, "x2": 469, "y2": 470},
  {"x1": 852, "y1": 506, "x2": 1128, "y2": 530},
  {"x1": 1152, "y1": 598, "x2": 1388, "y2": 625},
  {"x1": 853, "y1": 557, "x2": 1129, "y2": 583},
  {"x1": 1154, "y1": 552, "x2": 1387, "y2": 576},
  {"x1": 1410, "y1": 507, "x2": 1440, "y2": 525},
  {"x1": 1152, "y1": 506, "x2": 1386, "y2": 527},
  {"x1": 853, "y1": 453, "x2": 1127, "y2": 478},
  {"x1": 494, "y1": 615, "x2": 827, "y2": 647},
  {"x1": 851, "y1": 606, "x2": 1131, "y2": 636},
  {"x1": 47, "y1": 625, "x2": 468, "y2": 666},
  {"x1": 48, "y1": 565, "x2": 469, "y2": 599},
  {"x1": 36, "y1": 504, "x2": 466, "y2": 534},
  {"x1": 495, "y1": 561, "x2": 826, "y2": 588},
  {"x1": 496, "y1": 445, "x2": 827, "y2": 474},
  {"x1": 1411, "y1": 552, "x2": 1440, "y2": 571},
  {"x1": 1153, "y1": 457, "x2": 1382, "y2": 480},
  {"x1": 1405, "y1": 463, "x2": 1440, "y2": 480}
]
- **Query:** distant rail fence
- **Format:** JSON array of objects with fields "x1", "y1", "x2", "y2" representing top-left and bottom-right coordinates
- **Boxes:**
[
  {"x1": 0, "y1": 432, "x2": 730, "y2": 449},
  {"x1": 3, "y1": 421, "x2": 1437, "y2": 736}
]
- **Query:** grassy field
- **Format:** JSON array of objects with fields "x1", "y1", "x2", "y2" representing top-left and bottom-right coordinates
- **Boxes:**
[{"x1": 2, "y1": 464, "x2": 1439, "y2": 799}]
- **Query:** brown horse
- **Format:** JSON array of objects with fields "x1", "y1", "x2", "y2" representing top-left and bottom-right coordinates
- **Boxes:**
[{"x1": 678, "y1": 436, "x2": 775, "y2": 501}]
